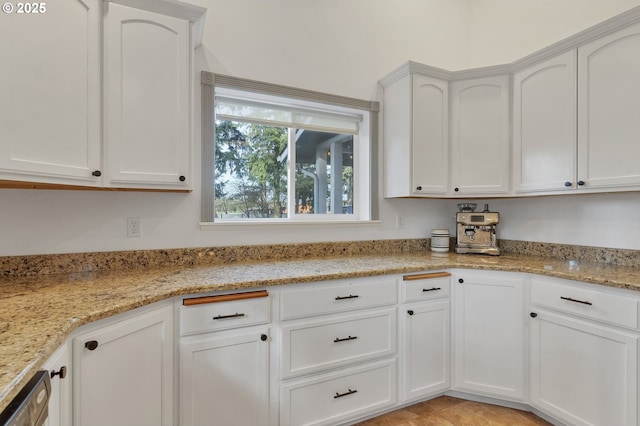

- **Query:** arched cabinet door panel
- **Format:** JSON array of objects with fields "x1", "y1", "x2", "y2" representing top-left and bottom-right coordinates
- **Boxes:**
[{"x1": 0, "y1": 0, "x2": 101, "y2": 185}]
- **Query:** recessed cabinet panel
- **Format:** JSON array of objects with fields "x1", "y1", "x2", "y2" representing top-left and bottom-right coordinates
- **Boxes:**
[
  {"x1": 104, "y1": 3, "x2": 190, "y2": 188},
  {"x1": 280, "y1": 359, "x2": 396, "y2": 426},
  {"x1": 513, "y1": 51, "x2": 577, "y2": 193},
  {"x1": 530, "y1": 310, "x2": 638, "y2": 426},
  {"x1": 412, "y1": 74, "x2": 449, "y2": 195},
  {"x1": 73, "y1": 303, "x2": 174, "y2": 426},
  {"x1": 281, "y1": 308, "x2": 396, "y2": 378},
  {"x1": 401, "y1": 300, "x2": 450, "y2": 402},
  {"x1": 0, "y1": 0, "x2": 101, "y2": 183},
  {"x1": 450, "y1": 76, "x2": 510, "y2": 195},
  {"x1": 180, "y1": 329, "x2": 269, "y2": 426},
  {"x1": 578, "y1": 21, "x2": 640, "y2": 190},
  {"x1": 453, "y1": 272, "x2": 525, "y2": 401}
]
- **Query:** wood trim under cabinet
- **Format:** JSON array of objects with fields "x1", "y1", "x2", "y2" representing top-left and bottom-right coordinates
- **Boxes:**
[
  {"x1": 0, "y1": 180, "x2": 191, "y2": 192},
  {"x1": 403, "y1": 272, "x2": 451, "y2": 281},
  {"x1": 183, "y1": 290, "x2": 269, "y2": 306}
]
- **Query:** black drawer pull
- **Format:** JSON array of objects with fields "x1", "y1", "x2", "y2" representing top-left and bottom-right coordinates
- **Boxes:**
[
  {"x1": 333, "y1": 335, "x2": 358, "y2": 343},
  {"x1": 560, "y1": 296, "x2": 592, "y2": 306},
  {"x1": 85, "y1": 340, "x2": 98, "y2": 351},
  {"x1": 334, "y1": 388, "x2": 358, "y2": 399},
  {"x1": 423, "y1": 287, "x2": 442, "y2": 292},
  {"x1": 335, "y1": 294, "x2": 359, "y2": 300},
  {"x1": 213, "y1": 312, "x2": 246, "y2": 320}
]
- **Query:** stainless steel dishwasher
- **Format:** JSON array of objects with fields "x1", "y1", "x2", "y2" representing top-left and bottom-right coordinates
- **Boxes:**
[{"x1": 0, "y1": 371, "x2": 51, "y2": 426}]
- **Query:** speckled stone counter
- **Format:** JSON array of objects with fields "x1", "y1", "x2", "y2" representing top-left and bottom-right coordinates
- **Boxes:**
[{"x1": 1, "y1": 245, "x2": 640, "y2": 414}]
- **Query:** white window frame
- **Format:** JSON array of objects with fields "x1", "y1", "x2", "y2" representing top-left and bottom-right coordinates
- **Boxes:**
[{"x1": 200, "y1": 72, "x2": 379, "y2": 226}]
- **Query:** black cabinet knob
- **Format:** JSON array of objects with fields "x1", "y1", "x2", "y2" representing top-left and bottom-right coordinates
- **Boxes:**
[
  {"x1": 458, "y1": 278, "x2": 464, "y2": 284},
  {"x1": 416, "y1": 186, "x2": 422, "y2": 191},
  {"x1": 407, "y1": 310, "x2": 414, "y2": 316},
  {"x1": 92, "y1": 170, "x2": 102, "y2": 177},
  {"x1": 530, "y1": 312, "x2": 538, "y2": 318},
  {"x1": 50, "y1": 366, "x2": 67, "y2": 380},
  {"x1": 85, "y1": 340, "x2": 99, "y2": 351},
  {"x1": 179, "y1": 175, "x2": 186, "y2": 182},
  {"x1": 260, "y1": 334, "x2": 268, "y2": 341},
  {"x1": 577, "y1": 180, "x2": 585, "y2": 186},
  {"x1": 564, "y1": 181, "x2": 572, "y2": 187},
  {"x1": 454, "y1": 187, "x2": 459, "y2": 192}
]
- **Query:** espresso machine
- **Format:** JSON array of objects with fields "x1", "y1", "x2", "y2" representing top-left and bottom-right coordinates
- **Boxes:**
[{"x1": 454, "y1": 203, "x2": 500, "y2": 255}]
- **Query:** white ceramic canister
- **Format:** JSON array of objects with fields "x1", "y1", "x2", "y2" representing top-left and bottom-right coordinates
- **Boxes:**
[{"x1": 431, "y1": 228, "x2": 450, "y2": 252}]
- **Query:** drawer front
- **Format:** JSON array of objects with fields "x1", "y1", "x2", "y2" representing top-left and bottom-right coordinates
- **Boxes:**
[
  {"x1": 280, "y1": 359, "x2": 397, "y2": 426},
  {"x1": 530, "y1": 278, "x2": 639, "y2": 329},
  {"x1": 281, "y1": 308, "x2": 396, "y2": 378},
  {"x1": 280, "y1": 276, "x2": 397, "y2": 320},
  {"x1": 180, "y1": 292, "x2": 270, "y2": 335},
  {"x1": 402, "y1": 271, "x2": 451, "y2": 302}
]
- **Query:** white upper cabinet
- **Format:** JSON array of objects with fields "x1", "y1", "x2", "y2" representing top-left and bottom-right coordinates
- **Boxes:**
[
  {"x1": 0, "y1": 0, "x2": 101, "y2": 185},
  {"x1": 577, "y1": 21, "x2": 640, "y2": 191},
  {"x1": 104, "y1": 2, "x2": 191, "y2": 189},
  {"x1": 382, "y1": 67, "x2": 449, "y2": 197},
  {"x1": 450, "y1": 76, "x2": 510, "y2": 196},
  {"x1": 513, "y1": 51, "x2": 577, "y2": 193},
  {"x1": 0, "y1": 0, "x2": 204, "y2": 190},
  {"x1": 412, "y1": 74, "x2": 449, "y2": 196}
]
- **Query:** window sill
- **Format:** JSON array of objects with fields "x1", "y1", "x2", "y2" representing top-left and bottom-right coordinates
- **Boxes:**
[{"x1": 199, "y1": 219, "x2": 381, "y2": 230}]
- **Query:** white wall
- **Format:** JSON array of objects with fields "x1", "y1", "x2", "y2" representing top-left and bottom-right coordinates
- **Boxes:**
[
  {"x1": 1, "y1": 0, "x2": 639, "y2": 257},
  {"x1": 465, "y1": 0, "x2": 640, "y2": 67}
]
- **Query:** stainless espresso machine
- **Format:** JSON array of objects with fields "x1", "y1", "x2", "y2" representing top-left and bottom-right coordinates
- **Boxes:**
[{"x1": 454, "y1": 203, "x2": 500, "y2": 255}]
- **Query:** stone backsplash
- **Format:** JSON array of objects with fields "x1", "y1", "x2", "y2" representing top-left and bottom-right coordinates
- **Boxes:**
[{"x1": 0, "y1": 238, "x2": 637, "y2": 278}]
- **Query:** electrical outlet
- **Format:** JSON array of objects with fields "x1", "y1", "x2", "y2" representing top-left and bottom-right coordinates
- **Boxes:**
[
  {"x1": 127, "y1": 217, "x2": 141, "y2": 238},
  {"x1": 396, "y1": 214, "x2": 405, "y2": 229}
]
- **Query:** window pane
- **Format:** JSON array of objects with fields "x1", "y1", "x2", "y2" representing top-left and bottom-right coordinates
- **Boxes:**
[
  {"x1": 214, "y1": 120, "x2": 288, "y2": 219},
  {"x1": 294, "y1": 130, "x2": 354, "y2": 215}
]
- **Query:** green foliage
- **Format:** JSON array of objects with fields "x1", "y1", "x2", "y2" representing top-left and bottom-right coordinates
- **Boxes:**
[{"x1": 215, "y1": 120, "x2": 287, "y2": 218}]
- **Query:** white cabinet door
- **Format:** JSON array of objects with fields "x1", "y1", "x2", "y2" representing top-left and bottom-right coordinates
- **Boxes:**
[
  {"x1": 42, "y1": 343, "x2": 71, "y2": 426},
  {"x1": 450, "y1": 76, "x2": 510, "y2": 196},
  {"x1": 104, "y1": 2, "x2": 191, "y2": 189},
  {"x1": 453, "y1": 271, "x2": 525, "y2": 401},
  {"x1": 180, "y1": 328, "x2": 270, "y2": 426},
  {"x1": 73, "y1": 303, "x2": 174, "y2": 426},
  {"x1": 412, "y1": 74, "x2": 449, "y2": 196},
  {"x1": 0, "y1": 0, "x2": 101, "y2": 185},
  {"x1": 513, "y1": 51, "x2": 577, "y2": 193},
  {"x1": 530, "y1": 309, "x2": 638, "y2": 426},
  {"x1": 577, "y1": 21, "x2": 640, "y2": 191},
  {"x1": 400, "y1": 300, "x2": 450, "y2": 402},
  {"x1": 382, "y1": 70, "x2": 448, "y2": 197}
]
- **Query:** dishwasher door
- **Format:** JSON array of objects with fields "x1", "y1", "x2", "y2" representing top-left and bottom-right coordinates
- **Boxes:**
[{"x1": 0, "y1": 371, "x2": 51, "y2": 426}]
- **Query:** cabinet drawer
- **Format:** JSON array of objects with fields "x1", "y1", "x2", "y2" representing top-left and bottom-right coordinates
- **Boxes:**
[
  {"x1": 530, "y1": 278, "x2": 639, "y2": 329},
  {"x1": 280, "y1": 358, "x2": 397, "y2": 426},
  {"x1": 280, "y1": 276, "x2": 397, "y2": 320},
  {"x1": 281, "y1": 308, "x2": 396, "y2": 378},
  {"x1": 180, "y1": 291, "x2": 270, "y2": 335},
  {"x1": 402, "y1": 271, "x2": 451, "y2": 302}
]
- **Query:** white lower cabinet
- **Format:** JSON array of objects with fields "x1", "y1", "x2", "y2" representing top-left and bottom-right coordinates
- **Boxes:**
[
  {"x1": 530, "y1": 309, "x2": 639, "y2": 426},
  {"x1": 73, "y1": 302, "x2": 174, "y2": 426},
  {"x1": 42, "y1": 342, "x2": 71, "y2": 426},
  {"x1": 178, "y1": 290, "x2": 271, "y2": 426},
  {"x1": 400, "y1": 300, "x2": 450, "y2": 402},
  {"x1": 44, "y1": 269, "x2": 640, "y2": 426},
  {"x1": 278, "y1": 277, "x2": 397, "y2": 425},
  {"x1": 279, "y1": 358, "x2": 397, "y2": 426},
  {"x1": 180, "y1": 327, "x2": 270, "y2": 426},
  {"x1": 399, "y1": 271, "x2": 451, "y2": 403},
  {"x1": 453, "y1": 271, "x2": 526, "y2": 401}
]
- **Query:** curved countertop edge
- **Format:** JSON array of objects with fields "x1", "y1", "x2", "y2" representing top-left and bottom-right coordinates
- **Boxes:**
[{"x1": 1, "y1": 251, "x2": 639, "y2": 412}]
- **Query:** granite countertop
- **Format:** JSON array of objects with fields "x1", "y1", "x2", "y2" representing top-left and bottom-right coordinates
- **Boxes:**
[{"x1": 1, "y1": 250, "x2": 640, "y2": 413}]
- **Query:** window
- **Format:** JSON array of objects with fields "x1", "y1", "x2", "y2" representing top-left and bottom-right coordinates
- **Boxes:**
[{"x1": 201, "y1": 73, "x2": 379, "y2": 223}]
